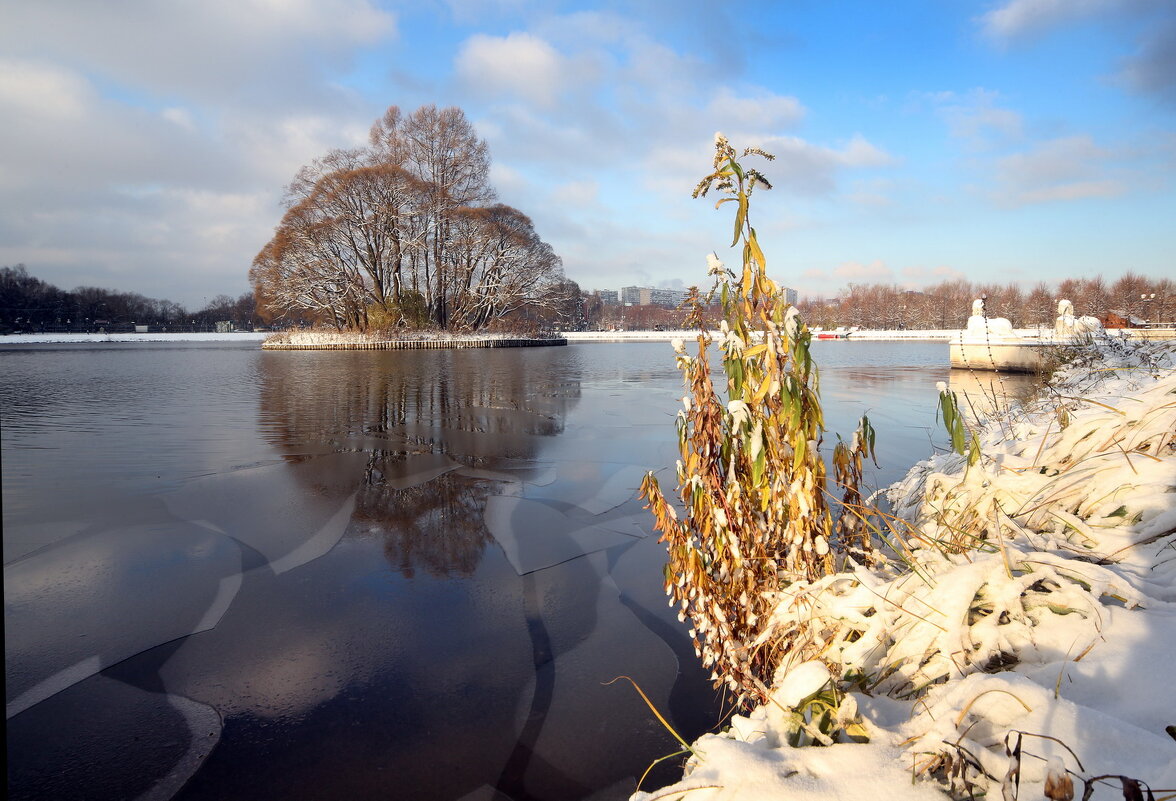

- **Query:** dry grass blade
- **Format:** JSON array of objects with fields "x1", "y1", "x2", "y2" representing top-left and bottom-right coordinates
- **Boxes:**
[{"x1": 604, "y1": 675, "x2": 697, "y2": 756}]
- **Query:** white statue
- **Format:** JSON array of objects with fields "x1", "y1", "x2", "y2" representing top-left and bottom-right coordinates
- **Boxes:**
[
  {"x1": 965, "y1": 298, "x2": 1014, "y2": 338},
  {"x1": 1055, "y1": 298, "x2": 1102, "y2": 337}
]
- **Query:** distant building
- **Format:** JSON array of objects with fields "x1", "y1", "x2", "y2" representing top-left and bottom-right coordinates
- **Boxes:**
[
  {"x1": 782, "y1": 286, "x2": 798, "y2": 306},
  {"x1": 649, "y1": 288, "x2": 689, "y2": 308},
  {"x1": 618, "y1": 285, "x2": 690, "y2": 308},
  {"x1": 620, "y1": 286, "x2": 643, "y2": 306},
  {"x1": 597, "y1": 289, "x2": 618, "y2": 306}
]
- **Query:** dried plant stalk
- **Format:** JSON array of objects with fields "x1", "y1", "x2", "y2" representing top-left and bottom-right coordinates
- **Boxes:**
[{"x1": 641, "y1": 135, "x2": 867, "y2": 707}]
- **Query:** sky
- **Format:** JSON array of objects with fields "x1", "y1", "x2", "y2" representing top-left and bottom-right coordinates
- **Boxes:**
[{"x1": 1, "y1": 0, "x2": 1174, "y2": 310}]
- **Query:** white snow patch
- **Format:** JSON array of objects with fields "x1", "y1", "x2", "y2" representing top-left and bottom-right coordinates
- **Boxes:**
[
  {"x1": 637, "y1": 339, "x2": 1176, "y2": 800},
  {"x1": 2, "y1": 332, "x2": 267, "y2": 344}
]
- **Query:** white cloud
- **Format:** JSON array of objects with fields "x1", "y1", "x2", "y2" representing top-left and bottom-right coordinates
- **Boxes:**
[
  {"x1": 999, "y1": 135, "x2": 1107, "y2": 185},
  {"x1": 162, "y1": 107, "x2": 197, "y2": 131},
  {"x1": 0, "y1": 0, "x2": 404, "y2": 307},
  {"x1": 0, "y1": 64, "x2": 222, "y2": 194},
  {"x1": 0, "y1": 58, "x2": 91, "y2": 120},
  {"x1": 706, "y1": 87, "x2": 805, "y2": 132},
  {"x1": 1118, "y1": 20, "x2": 1176, "y2": 104},
  {"x1": 839, "y1": 134, "x2": 896, "y2": 168},
  {"x1": 1012, "y1": 179, "x2": 1126, "y2": 204},
  {"x1": 979, "y1": 0, "x2": 1176, "y2": 108},
  {"x1": 446, "y1": 10, "x2": 898, "y2": 298},
  {"x1": 902, "y1": 264, "x2": 968, "y2": 283},
  {"x1": 978, "y1": 0, "x2": 1115, "y2": 42},
  {"x1": 938, "y1": 88, "x2": 1023, "y2": 148},
  {"x1": 443, "y1": 0, "x2": 535, "y2": 25},
  {"x1": 456, "y1": 32, "x2": 569, "y2": 108},
  {"x1": 994, "y1": 135, "x2": 1127, "y2": 206},
  {"x1": 225, "y1": 112, "x2": 371, "y2": 188},
  {"x1": 550, "y1": 180, "x2": 600, "y2": 208},
  {"x1": 847, "y1": 178, "x2": 896, "y2": 208},
  {"x1": 755, "y1": 134, "x2": 895, "y2": 195},
  {"x1": 832, "y1": 259, "x2": 896, "y2": 282},
  {"x1": 488, "y1": 163, "x2": 529, "y2": 201},
  {"x1": 0, "y1": 0, "x2": 396, "y2": 109},
  {"x1": 0, "y1": 59, "x2": 373, "y2": 306},
  {"x1": 642, "y1": 129, "x2": 894, "y2": 208}
]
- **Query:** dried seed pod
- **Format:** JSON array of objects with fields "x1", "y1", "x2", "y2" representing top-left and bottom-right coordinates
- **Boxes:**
[{"x1": 1043, "y1": 758, "x2": 1073, "y2": 801}]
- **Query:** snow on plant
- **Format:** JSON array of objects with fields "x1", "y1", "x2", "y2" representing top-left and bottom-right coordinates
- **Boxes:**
[
  {"x1": 775, "y1": 342, "x2": 1175, "y2": 792},
  {"x1": 640, "y1": 340, "x2": 1175, "y2": 801},
  {"x1": 639, "y1": 136, "x2": 876, "y2": 710},
  {"x1": 636, "y1": 135, "x2": 1174, "y2": 801}
]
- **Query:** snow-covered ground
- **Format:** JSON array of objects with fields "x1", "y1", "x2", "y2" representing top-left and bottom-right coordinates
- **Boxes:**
[
  {"x1": 262, "y1": 329, "x2": 566, "y2": 347},
  {"x1": 636, "y1": 339, "x2": 1176, "y2": 801},
  {"x1": 1, "y1": 332, "x2": 267, "y2": 344}
]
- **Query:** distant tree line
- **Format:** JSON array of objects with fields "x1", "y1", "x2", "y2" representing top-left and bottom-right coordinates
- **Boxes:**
[
  {"x1": 251, "y1": 104, "x2": 566, "y2": 333},
  {"x1": 0, "y1": 264, "x2": 257, "y2": 333},
  {"x1": 7, "y1": 262, "x2": 1167, "y2": 337},
  {"x1": 795, "y1": 274, "x2": 1173, "y2": 330},
  {"x1": 573, "y1": 273, "x2": 1173, "y2": 332}
]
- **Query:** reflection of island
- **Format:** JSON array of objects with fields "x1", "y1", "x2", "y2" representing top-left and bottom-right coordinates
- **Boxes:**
[
  {"x1": 355, "y1": 468, "x2": 497, "y2": 577},
  {"x1": 257, "y1": 349, "x2": 582, "y2": 577}
]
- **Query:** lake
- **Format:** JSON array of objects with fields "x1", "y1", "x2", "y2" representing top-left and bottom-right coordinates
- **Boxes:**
[{"x1": 2, "y1": 339, "x2": 1025, "y2": 800}]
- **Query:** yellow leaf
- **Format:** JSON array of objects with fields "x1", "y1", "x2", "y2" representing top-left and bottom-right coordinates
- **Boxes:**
[
  {"x1": 752, "y1": 377, "x2": 772, "y2": 406},
  {"x1": 732, "y1": 193, "x2": 747, "y2": 247},
  {"x1": 749, "y1": 230, "x2": 766, "y2": 271}
]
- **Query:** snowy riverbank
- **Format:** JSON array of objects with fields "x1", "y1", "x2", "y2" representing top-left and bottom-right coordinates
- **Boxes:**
[
  {"x1": 261, "y1": 329, "x2": 566, "y2": 349},
  {"x1": 563, "y1": 328, "x2": 1174, "y2": 343},
  {"x1": 0, "y1": 332, "x2": 268, "y2": 344},
  {"x1": 637, "y1": 338, "x2": 1176, "y2": 801}
]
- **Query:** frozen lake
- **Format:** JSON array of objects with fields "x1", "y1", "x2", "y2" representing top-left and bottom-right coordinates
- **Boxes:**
[{"x1": 1, "y1": 339, "x2": 1023, "y2": 800}]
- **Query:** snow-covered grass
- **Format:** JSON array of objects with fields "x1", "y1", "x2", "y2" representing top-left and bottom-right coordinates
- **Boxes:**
[
  {"x1": 1, "y1": 332, "x2": 267, "y2": 344},
  {"x1": 636, "y1": 339, "x2": 1176, "y2": 801},
  {"x1": 264, "y1": 328, "x2": 560, "y2": 346}
]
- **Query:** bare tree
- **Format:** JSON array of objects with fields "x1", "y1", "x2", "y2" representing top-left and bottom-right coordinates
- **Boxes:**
[
  {"x1": 399, "y1": 105, "x2": 494, "y2": 328},
  {"x1": 252, "y1": 104, "x2": 560, "y2": 331},
  {"x1": 1024, "y1": 282, "x2": 1053, "y2": 327}
]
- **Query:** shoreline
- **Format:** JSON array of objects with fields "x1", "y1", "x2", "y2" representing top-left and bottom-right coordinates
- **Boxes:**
[
  {"x1": 0, "y1": 331, "x2": 268, "y2": 345},
  {"x1": 261, "y1": 336, "x2": 567, "y2": 350},
  {"x1": 3, "y1": 327, "x2": 1169, "y2": 347}
]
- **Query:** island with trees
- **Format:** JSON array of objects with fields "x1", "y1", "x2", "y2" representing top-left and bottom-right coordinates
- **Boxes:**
[{"x1": 250, "y1": 104, "x2": 577, "y2": 349}]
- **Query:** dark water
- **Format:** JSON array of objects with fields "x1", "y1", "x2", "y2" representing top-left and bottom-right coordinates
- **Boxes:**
[{"x1": 2, "y1": 339, "x2": 1006, "y2": 800}]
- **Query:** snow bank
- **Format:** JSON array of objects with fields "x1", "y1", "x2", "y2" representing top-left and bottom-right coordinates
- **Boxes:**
[
  {"x1": 265, "y1": 329, "x2": 560, "y2": 346},
  {"x1": 1, "y1": 332, "x2": 267, "y2": 344},
  {"x1": 636, "y1": 339, "x2": 1176, "y2": 801}
]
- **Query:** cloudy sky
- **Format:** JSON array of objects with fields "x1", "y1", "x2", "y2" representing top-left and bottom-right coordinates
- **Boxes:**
[{"x1": 2, "y1": 0, "x2": 1174, "y2": 309}]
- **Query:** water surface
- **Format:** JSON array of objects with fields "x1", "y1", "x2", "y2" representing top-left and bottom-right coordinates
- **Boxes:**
[{"x1": 3, "y1": 339, "x2": 986, "y2": 800}]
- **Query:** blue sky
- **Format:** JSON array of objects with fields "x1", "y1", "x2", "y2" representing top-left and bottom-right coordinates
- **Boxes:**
[{"x1": 1, "y1": 0, "x2": 1173, "y2": 309}]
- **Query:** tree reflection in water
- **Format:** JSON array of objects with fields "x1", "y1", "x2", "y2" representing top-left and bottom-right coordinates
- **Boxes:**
[
  {"x1": 257, "y1": 347, "x2": 580, "y2": 578},
  {"x1": 357, "y1": 468, "x2": 496, "y2": 578},
  {"x1": 2, "y1": 342, "x2": 730, "y2": 801},
  {"x1": 250, "y1": 347, "x2": 705, "y2": 799}
]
